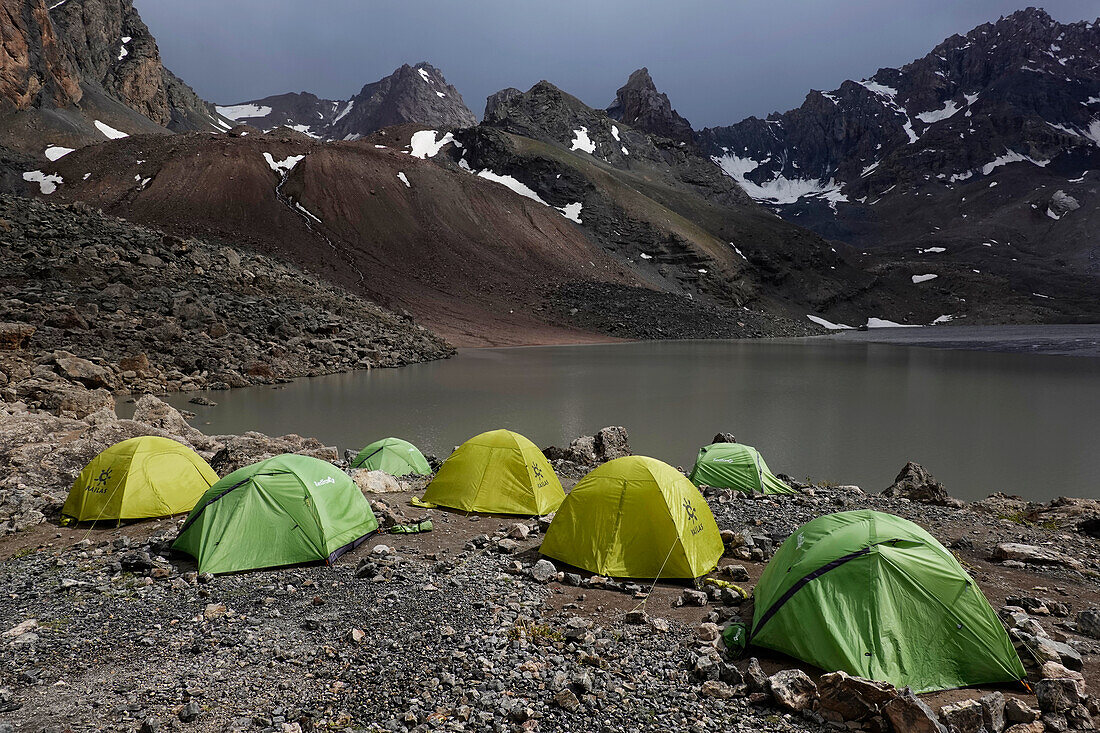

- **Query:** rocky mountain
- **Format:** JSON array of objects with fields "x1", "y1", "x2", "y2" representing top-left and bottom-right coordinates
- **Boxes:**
[
  {"x1": 606, "y1": 67, "x2": 694, "y2": 145},
  {"x1": 217, "y1": 63, "x2": 477, "y2": 140},
  {"x1": 697, "y1": 7, "x2": 1100, "y2": 316},
  {"x1": 0, "y1": 0, "x2": 231, "y2": 157}
]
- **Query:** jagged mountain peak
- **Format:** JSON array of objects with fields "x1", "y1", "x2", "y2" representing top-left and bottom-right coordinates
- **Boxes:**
[
  {"x1": 217, "y1": 61, "x2": 476, "y2": 140},
  {"x1": 607, "y1": 67, "x2": 694, "y2": 144}
]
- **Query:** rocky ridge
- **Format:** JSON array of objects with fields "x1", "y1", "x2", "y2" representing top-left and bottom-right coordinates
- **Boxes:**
[
  {"x1": 0, "y1": 193, "x2": 454, "y2": 415},
  {"x1": 695, "y1": 8, "x2": 1100, "y2": 319},
  {"x1": 216, "y1": 63, "x2": 477, "y2": 141}
]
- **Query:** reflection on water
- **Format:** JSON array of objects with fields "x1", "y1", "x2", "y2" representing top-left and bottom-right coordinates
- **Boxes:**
[{"x1": 155, "y1": 339, "x2": 1100, "y2": 501}]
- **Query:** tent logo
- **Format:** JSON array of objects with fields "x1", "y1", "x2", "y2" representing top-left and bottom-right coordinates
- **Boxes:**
[
  {"x1": 313, "y1": 476, "x2": 336, "y2": 487},
  {"x1": 712, "y1": 458, "x2": 737, "y2": 464},
  {"x1": 89, "y1": 468, "x2": 112, "y2": 494},
  {"x1": 797, "y1": 533, "x2": 805, "y2": 549},
  {"x1": 532, "y1": 464, "x2": 549, "y2": 488},
  {"x1": 683, "y1": 498, "x2": 698, "y2": 522}
]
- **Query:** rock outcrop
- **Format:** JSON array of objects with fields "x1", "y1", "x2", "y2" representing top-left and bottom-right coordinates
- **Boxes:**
[
  {"x1": 47, "y1": 0, "x2": 228, "y2": 131},
  {"x1": 606, "y1": 67, "x2": 694, "y2": 145},
  {"x1": 0, "y1": 0, "x2": 82, "y2": 110}
]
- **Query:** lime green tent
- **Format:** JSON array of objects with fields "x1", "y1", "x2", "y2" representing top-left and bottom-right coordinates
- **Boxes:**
[
  {"x1": 63, "y1": 436, "x2": 218, "y2": 522},
  {"x1": 726, "y1": 510, "x2": 1026, "y2": 693},
  {"x1": 688, "y1": 442, "x2": 796, "y2": 495},
  {"x1": 420, "y1": 429, "x2": 563, "y2": 515},
  {"x1": 540, "y1": 456, "x2": 724, "y2": 579},
  {"x1": 351, "y1": 437, "x2": 431, "y2": 476},
  {"x1": 172, "y1": 454, "x2": 378, "y2": 574}
]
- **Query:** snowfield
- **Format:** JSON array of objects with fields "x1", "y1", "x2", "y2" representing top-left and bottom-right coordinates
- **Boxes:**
[{"x1": 215, "y1": 104, "x2": 273, "y2": 121}]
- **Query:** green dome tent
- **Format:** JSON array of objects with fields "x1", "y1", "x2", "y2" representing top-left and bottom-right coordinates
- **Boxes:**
[
  {"x1": 63, "y1": 436, "x2": 218, "y2": 522},
  {"x1": 419, "y1": 429, "x2": 563, "y2": 515},
  {"x1": 173, "y1": 454, "x2": 378, "y2": 574},
  {"x1": 726, "y1": 510, "x2": 1026, "y2": 693},
  {"x1": 688, "y1": 442, "x2": 796, "y2": 495},
  {"x1": 351, "y1": 437, "x2": 431, "y2": 476},
  {"x1": 540, "y1": 456, "x2": 724, "y2": 579}
]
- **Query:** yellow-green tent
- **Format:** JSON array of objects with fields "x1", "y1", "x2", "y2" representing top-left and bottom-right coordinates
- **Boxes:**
[
  {"x1": 63, "y1": 436, "x2": 218, "y2": 522},
  {"x1": 540, "y1": 456, "x2": 724, "y2": 579},
  {"x1": 420, "y1": 429, "x2": 563, "y2": 515}
]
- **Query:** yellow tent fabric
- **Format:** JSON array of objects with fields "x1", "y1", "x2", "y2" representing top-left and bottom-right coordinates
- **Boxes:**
[
  {"x1": 420, "y1": 429, "x2": 564, "y2": 515},
  {"x1": 63, "y1": 436, "x2": 218, "y2": 521},
  {"x1": 540, "y1": 456, "x2": 724, "y2": 579}
]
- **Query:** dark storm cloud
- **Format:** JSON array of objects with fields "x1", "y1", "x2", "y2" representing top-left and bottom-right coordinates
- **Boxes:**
[{"x1": 135, "y1": 0, "x2": 1100, "y2": 127}]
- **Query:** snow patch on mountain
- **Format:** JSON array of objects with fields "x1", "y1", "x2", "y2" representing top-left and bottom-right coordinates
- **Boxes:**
[
  {"x1": 94, "y1": 120, "x2": 128, "y2": 139},
  {"x1": 23, "y1": 171, "x2": 63, "y2": 194},
  {"x1": 570, "y1": 127, "x2": 596, "y2": 154},
  {"x1": 916, "y1": 100, "x2": 961, "y2": 124},
  {"x1": 409, "y1": 130, "x2": 455, "y2": 159},
  {"x1": 712, "y1": 153, "x2": 844, "y2": 205},
  {"x1": 216, "y1": 104, "x2": 272, "y2": 121},
  {"x1": 262, "y1": 153, "x2": 305, "y2": 175},
  {"x1": 980, "y1": 150, "x2": 1049, "y2": 175}
]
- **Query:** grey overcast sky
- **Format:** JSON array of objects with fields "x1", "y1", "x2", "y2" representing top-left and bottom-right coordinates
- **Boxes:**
[{"x1": 135, "y1": 1, "x2": 1100, "y2": 128}]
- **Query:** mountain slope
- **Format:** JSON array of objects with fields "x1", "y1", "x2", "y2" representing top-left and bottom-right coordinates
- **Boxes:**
[
  {"x1": 217, "y1": 63, "x2": 477, "y2": 140},
  {"x1": 0, "y1": 0, "x2": 231, "y2": 157},
  {"x1": 697, "y1": 7, "x2": 1100, "y2": 317}
]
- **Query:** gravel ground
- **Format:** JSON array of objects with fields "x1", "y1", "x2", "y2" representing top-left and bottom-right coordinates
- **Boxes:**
[{"x1": 2, "y1": 474, "x2": 1098, "y2": 733}]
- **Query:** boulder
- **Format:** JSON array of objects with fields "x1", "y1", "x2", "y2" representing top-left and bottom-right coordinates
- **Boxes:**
[
  {"x1": 882, "y1": 462, "x2": 958, "y2": 506},
  {"x1": 767, "y1": 668, "x2": 817, "y2": 712},
  {"x1": 817, "y1": 671, "x2": 895, "y2": 722},
  {"x1": 210, "y1": 432, "x2": 336, "y2": 475},
  {"x1": 885, "y1": 688, "x2": 949, "y2": 733},
  {"x1": 712, "y1": 432, "x2": 737, "y2": 444},
  {"x1": 1035, "y1": 678, "x2": 1083, "y2": 714},
  {"x1": 994, "y1": 543, "x2": 1084, "y2": 570},
  {"x1": 1005, "y1": 697, "x2": 1039, "y2": 724},
  {"x1": 593, "y1": 426, "x2": 630, "y2": 461},
  {"x1": 979, "y1": 691, "x2": 1006, "y2": 733},
  {"x1": 1013, "y1": 631, "x2": 1084, "y2": 671},
  {"x1": 939, "y1": 699, "x2": 984, "y2": 733},
  {"x1": 131, "y1": 394, "x2": 219, "y2": 452},
  {"x1": 54, "y1": 353, "x2": 113, "y2": 389},
  {"x1": 352, "y1": 470, "x2": 404, "y2": 494},
  {"x1": 1076, "y1": 607, "x2": 1100, "y2": 640},
  {"x1": 0, "y1": 323, "x2": 34, "y2": 350}
]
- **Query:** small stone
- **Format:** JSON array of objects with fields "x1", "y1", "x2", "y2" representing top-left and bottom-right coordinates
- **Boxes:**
[
  {"x1": 700, "y1": 680, "x2": 735, "y2": 699},
  {"x1": 507, "y1": 523, "x2": 530, "y2": 540},
  {"x1": 1035, "y1": 678, "x2": 1083, "y2": 714},
  {"x1": 552, "y1": 689, "x2": 582, "y2": 713},
  {"x1": 530, "y1": 559, "x2": 556, "y2": 583},
  {"x1": 203, "y1": 603, "x2": 227, "y2": 620},
  {"x1": 179, "y1": 700, "x2": 201, "y2": 722},
  {"x1": 696, "y1": 622, "x2": 720, "y2": 642},
  {"x1": 680, "y1": 589, "x2": 708, "y2": 606}
]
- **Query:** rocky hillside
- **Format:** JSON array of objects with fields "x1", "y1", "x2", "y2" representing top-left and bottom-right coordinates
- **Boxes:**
[
  {"x1": 696, "y1": 8, "x2": 1100, "y2": 318},
  {"x1": 0, "y1": 193, "x2": 454, "y2": 417},
  {"x1": 0, "y1": 0, "x2": 230, "y2": 157},
  {"x1": 217, "y1": 63, "x2": 477, "y2": 140}
]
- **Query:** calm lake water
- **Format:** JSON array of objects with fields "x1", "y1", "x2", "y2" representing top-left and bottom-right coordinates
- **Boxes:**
[{"x1": 155, "y1": 337, "x2": 1100, "y2": 502}]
